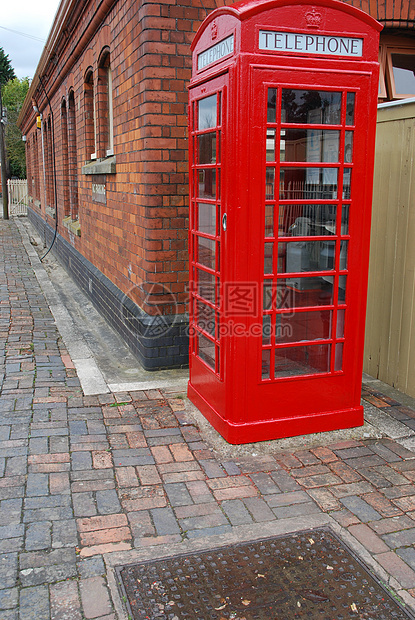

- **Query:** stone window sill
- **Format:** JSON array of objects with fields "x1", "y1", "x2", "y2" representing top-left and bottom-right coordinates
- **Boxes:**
[
  {"x1": 82, "y1": 155, "x2": 116, "y2": 175},
  {"x1": 46, "y1": 206, "x2": 56, "y2": 219},
  {"x1": 62, "y1": 216, "x2": 81, "y2": 237}
]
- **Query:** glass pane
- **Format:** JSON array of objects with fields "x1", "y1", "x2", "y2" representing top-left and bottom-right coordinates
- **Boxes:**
[
  {"x1": 197, "y1": 300, "x2": 215, "y2": 337},
  {"x1": 338, "y1": 275, "x2": 347, "y2": 303},
  {"x1": 264, "y1": 242, "x2": 273, "y2": 274},
  {"x1": 280, "y1": 168, "x2": 338, "y2": 200},
  {"x1": 343, "y1": 169, "x2": 351, "y2": 199},
  {"x1": 346, "y1": 93, "x2": 355, "y2": 125},
  {"x1": 341, "y1": 205, "x2": 349, "y2": 235},
  {"x1": 340, "y1": 240, "x2": 348, "y2": 270},
  {"x1": 276, "y1": 310, "x2": 332, "y2": 343},
  {"x1": 197, "y1": 237, "x2": 215, "y2": 270},
  {"x1": 335, "y1": 343, "x2": 343, "y2": 371},
  {"x1": 275, "y1": 344, "x2": 331, "y2": 377},
  {"x1": 197, "y1": 332, "x2": 215, "y2": 369},
  {"x1": 277, "y1": 277, "x2": 334, "y2": 308},
  {"x1": 278, "y1": 204, "x2": 336, "y2": 236},
  {"x1": 262, "y1": 349, "x2": 271, "y2": 379},
  {"x1": 198, "y1": 94, "x2": 217, "y2": 130},
  {"x1": 392, "y1": 55, "x2": 415, "y2": 95},
  {"x1": 266, "y1": 167, "x2": 275, "y2": 199},
  {"x1": 281, "y1": 129, "x2": 339, "y2": 163},
  {"x1": 285, "y1": 240, "x2": 336, "y2": 273},
  {"x1": 266, "y1": 128, "x2": 276, "y2": 161},
  {"x1": 281, "y1": 90, "x2": 341, "y2": 125},
  {"x1": 197, "y1": 269, "x2": 216, "y2": 303},
  {"x1": 198, "y1": 169, "x2": 216, "y2": 199},
  {"x1": 336, "y1": 309, "x2": 345, "y2": 338},
  {"x1": 265, "y1": 205, "x2": 274, "y2": 237},
  {"x1": 344, "y1": 132, "x2": 353, "y2": 163},
  {"x1": 267, "y1": 88, "x2": 277, "y2": 123},
  {"x1": 198, "y1": 133, "x2": 216, "y2": 164},
  {"x1": 198, "y1": 203, "x2": 216, "y2": 236},
  {"x1": 263, "y1": 315, "x2": 271, "y2": 345},
  {"x1": 263, "y1": 281, "x2": 273, "y2": 310}
]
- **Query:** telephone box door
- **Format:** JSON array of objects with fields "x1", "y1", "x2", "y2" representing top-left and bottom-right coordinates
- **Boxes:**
[
  {"x1": 238, "y1": 67, "x2": 377, "y2": 440},
  {"x1": 188, "y1": 73, "x2": 229, "y2": 417}
]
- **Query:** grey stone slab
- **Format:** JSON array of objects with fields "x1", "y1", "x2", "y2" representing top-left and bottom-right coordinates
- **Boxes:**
[
  {"x1": 18, "y1": 585, "x2": 50, "y2": 620},
  {"x1": 221, "y1": 499, "x2": 253, "y2": 526},
  {"x1": 151, "y1": 506, "x2": 181, "y2": 535},
  {"x1": 340, "y1": 496, "x2": 382, "y2": 522},
  {"x1": 95, "y1": 489, "x2": 121, "y2": 515}
]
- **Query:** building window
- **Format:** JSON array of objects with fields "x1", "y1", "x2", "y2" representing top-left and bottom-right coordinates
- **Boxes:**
[
  {"x1": 84, "y1": 68, "x2": 96, "y2": 159},
  {"x1": 33, "y1": 133, "x2": 40, "y2": 202},
  {"x1": 97, "y1": 48, "x2": 114, "y2": 157},
  {"x1": 68, "y1": 91, "x2": 79, "y2": 220},
  {"x1": 61, "y1": 99, "x2": 70, "y2": 216},
  {"x1": 45, "y1": 117, "x2": 54, "y2": 210},
  {"x1": 379, "y1": 38, "x2": 415, "y2": 101}
]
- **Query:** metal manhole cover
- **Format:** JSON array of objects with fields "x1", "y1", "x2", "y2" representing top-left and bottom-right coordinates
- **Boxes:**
[{"x1": 117, "y1": 528, "x2": 415, "y2": 619}]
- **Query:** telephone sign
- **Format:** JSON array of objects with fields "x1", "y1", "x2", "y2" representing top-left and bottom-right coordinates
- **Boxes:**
[{"x1": 188, "y1": 0, "x2": 382, "y2": 444}]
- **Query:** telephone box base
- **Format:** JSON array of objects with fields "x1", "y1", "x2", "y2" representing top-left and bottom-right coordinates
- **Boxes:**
[{"x1": 187, "y1": 383, "x2": 364, "y2": 445}]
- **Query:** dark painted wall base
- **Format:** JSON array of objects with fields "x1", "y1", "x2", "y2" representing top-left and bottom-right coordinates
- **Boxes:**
[{"x1": 27, "y1": 208, "x2": 189, "y2": 370}]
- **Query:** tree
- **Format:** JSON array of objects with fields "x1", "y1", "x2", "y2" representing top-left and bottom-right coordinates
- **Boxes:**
[
  {"x1": 3, "y1": 77, "x2": 29, "y2": 178},
  {"x1": 0, "y1": 47, "x2": 16, "y2": 86}
]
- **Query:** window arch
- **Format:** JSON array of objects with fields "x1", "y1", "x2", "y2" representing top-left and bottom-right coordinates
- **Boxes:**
[
  {"x1": 84, "y1": 68, "x2": 96, "y2": 159},
  {"x1": 61, "y1": 99, "x2": 70, "y2": 216},
  {"x1": 97, "y1": 47, "x2": 114, "y2": 157},
  {"x1": 68, "y1": 90, "x2": 79, "y2": 220}
]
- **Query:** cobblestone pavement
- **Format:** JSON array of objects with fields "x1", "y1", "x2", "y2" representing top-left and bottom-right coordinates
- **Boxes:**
[{"x1": 3, "y1": 216, "x2": 415, "y2": 619}]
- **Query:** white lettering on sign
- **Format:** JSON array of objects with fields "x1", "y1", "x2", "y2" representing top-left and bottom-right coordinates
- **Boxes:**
[
  {"x1": 259, "y1": 31, "x2": 363, "y2": 57},
  {"x1": 198, "y1": 35, "x2": 234, "y2": 70}
]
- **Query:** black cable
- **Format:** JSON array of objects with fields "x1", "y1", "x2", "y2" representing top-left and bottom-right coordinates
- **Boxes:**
[{"x1": 38, "y1": 74, "x2": 58, "y2": 261}]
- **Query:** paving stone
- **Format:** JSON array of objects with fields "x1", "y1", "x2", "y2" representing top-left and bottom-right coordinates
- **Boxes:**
[
  {"x1": 375, "y1": 551, "x2": 415, "y2": 589},
  {"x1": 71, "y1": 452, "x2": 93, "y2": 471},
  {"x1": 19, "y1": 585, "x2": 50, "y2": 620},
  {"x1": 221, "y1": 499, "x2": 254, "y2": 525},
  {"x1": 52, "y1": 519, "x2": 78, "y2": 548},
  {"x1": 382, "y1": 527, "x2": 415, "y2": 549},
  {"x1": 243, "y1": 496, "x2": 276, "y2": 522},
  {"x1": 26, "y1": 473, "x2": 49, "y2": 497},
  {"x1": 77, "y1": 556, "x2": 106, "y2": 579},
  {"x1": 348, "y1": 523, "x2": 390, "y2": 554},
  {"x1": 0, "y1": 587, "x2": 18, "y2": 610},
  {"x1": 25, "y1": 521, "x2": 51, "y2": 551},
  {"x1": 0, "y1": 553, "x2": 18, "y2": 589},
  {"x1": 369, "y1": 515, "x2": 415, "y2": 535},
  {"x1": 151, "y1": 506, "x2": 181, "y2": 535},
  {"x1": 164, "y1": 482, "x2": 193, "y2": 507},
  {"x1": 79, "y1": 577, "x2": 113, "y2": 619},
  {"x1": 50, "y1": 581, "x2": 82, "y2": 619},
  {"x1": 95, "y1": 490, "x2": 121, "y2": 515},
  {"x1": 249, "y1": 472, "x2": 282, "y2": 495},
  {"x1": 340, "y1": 496, "x2": 382, "y2": 522},
  {"x1": 269, "y1": 470, "x2": 302, "y2": 492}
]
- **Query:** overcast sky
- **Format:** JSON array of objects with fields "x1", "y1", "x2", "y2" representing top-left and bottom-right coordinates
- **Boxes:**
[{"x1": 1, "y1": 0, "x2": 61, "y2": 80}]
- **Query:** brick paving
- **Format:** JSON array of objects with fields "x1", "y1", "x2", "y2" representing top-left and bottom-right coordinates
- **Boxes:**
[{"x1": 3, "y1": 217, "x2": 415, "y2": 618}]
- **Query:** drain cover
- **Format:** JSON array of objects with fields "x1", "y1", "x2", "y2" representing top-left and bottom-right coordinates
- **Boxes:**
[{"x1": 117, "y1": 529, "x2": 414, "y2": 619}]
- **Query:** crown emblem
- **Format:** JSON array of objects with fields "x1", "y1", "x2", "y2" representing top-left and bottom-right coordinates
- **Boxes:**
[
  {"x1": 305, "y1": 8, "x2": 322, "y2": 28},
  {"x1": 211, "y1": 20, "x2": 218, "y2": 40}
]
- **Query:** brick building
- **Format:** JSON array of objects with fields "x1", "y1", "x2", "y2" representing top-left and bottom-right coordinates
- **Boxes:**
[{"x1": 18, "y1": 0, "x2": 415, "y2": 370}]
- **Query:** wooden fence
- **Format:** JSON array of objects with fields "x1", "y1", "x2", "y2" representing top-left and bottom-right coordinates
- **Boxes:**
[
  {"x1": 364, "y1": 99, "x2": 415, "y2": 398},
  {"x1": 7, "y1": 179, "x2": 28, "y2": 216}
]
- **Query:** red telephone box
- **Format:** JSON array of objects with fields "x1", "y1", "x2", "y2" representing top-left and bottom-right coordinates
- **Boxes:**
[{"x1": 188, "y1": 0, "x2": 382, "y2": 444}]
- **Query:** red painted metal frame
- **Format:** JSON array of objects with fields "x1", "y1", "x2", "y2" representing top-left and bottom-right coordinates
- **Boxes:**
[{"x1": 188, "y1": 0, "x2": 382, "y2": 444}]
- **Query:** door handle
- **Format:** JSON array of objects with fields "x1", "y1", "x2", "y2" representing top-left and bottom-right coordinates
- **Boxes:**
[{"x1": 222, "y1": 213, "x2": 227, "y2": 231}]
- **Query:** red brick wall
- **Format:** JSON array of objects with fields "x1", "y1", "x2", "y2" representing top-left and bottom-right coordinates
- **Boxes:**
[{"x1": 23, "y1": 0, "x2": 234, "y2": 319}]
